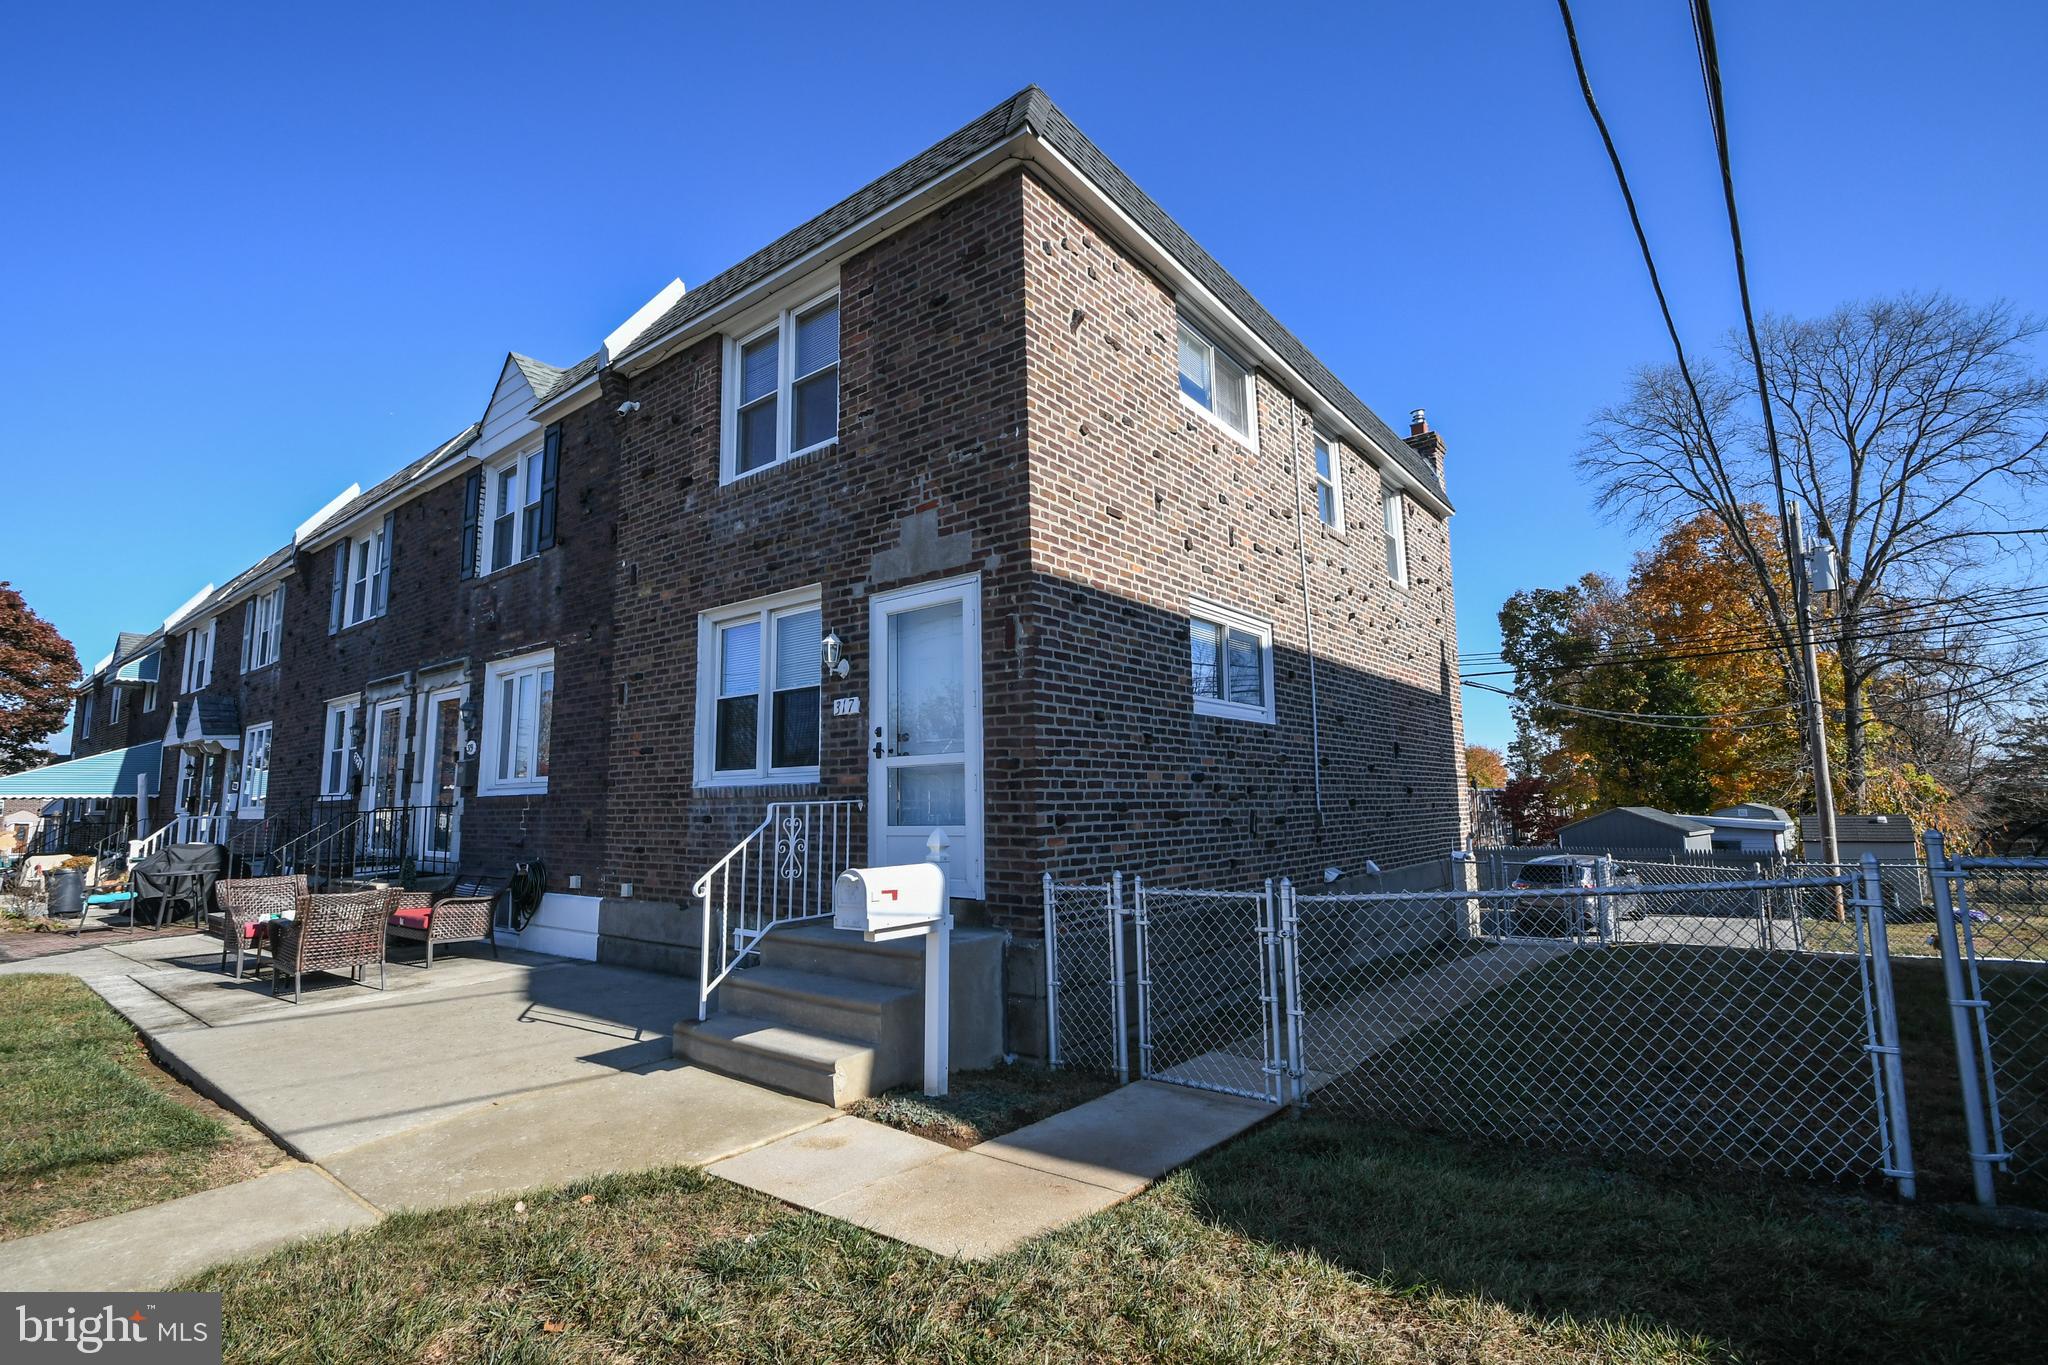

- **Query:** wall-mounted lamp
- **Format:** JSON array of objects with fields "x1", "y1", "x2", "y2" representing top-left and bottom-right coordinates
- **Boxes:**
[{"x1": 821, "y1": 632, "x2": 852, "y2": 679}]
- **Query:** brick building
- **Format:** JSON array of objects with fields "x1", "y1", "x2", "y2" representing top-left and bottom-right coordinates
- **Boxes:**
[{"x1": 7, "y1": 88, "x2": 1465, "y2": 1064}]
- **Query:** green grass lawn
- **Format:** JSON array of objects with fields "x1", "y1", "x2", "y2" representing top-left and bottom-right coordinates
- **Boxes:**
[
  {"x1": 849, "y1": 1065, "x2": 1116, "y2": 1148},
  {"x1": 185, "y1": 1116, "x2": 2044, "y2": 1364},
  {"x1": 0, "y1": 974, "x2": 279, "y2": 1240}
]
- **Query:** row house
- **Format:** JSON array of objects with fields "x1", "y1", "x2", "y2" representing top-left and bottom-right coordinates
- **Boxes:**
[{"x1": 6, "y1": 88, "x2": 1467, "y2": 1066}]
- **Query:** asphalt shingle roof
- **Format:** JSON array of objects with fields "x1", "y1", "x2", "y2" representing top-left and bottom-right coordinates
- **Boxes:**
[
  {"x1": 299, "y1": 424, "x2": 482, "y2": 545},
  {"x1": 618, "y1": 86, "x2": 1448, "y2": 503}
]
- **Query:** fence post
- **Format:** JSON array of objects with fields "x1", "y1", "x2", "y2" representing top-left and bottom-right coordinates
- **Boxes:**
[
  {"x1": 1594, "y1": 854, "x2": 1616, "y2": 945},
  {"x1": 1926, "y1": 830, "x2": 1999, "y2": 1207},
  {"x1": 1111, "y1": 872, "x2": 1130, "y2": 1085},
  {"x1": 1858, "y1": 854, "x2": 1917, "y2": 1200},
  {"x1": 1259, "y1": 879, "x2": 1281, "y2": 1105},
  {"x1": 1279, "y1": 878, "x2": 1306, "y2": 1109},
  {"x1": 1041, "y1": 873, "x2": 1061, "y2": 1069}
]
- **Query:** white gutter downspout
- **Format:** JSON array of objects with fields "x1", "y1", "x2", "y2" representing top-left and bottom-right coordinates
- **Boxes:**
[{"x1": 1288, "y1": 395, "x2": 1324, "y2": 826}]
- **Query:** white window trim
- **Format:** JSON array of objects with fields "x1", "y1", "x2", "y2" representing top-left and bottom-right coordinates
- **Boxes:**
[
  {"x1": 78, "y1": 695, "x2": 91, "y2": 740},
  {"x1": 321, "y1": 696, "x2": 360, "y2": 798},
  {"x1": 339, "y1": 518, "x2": 392, "y2": 630},
  {"x1": 182, "y1": 619, "x2": 215, "y2": 693},
  {"x1": 1383, "y1": 487, "x2": 1408, "y2": 587},
  {"x1": 694, "y1": 585, "x2": 824, "y2": 788},
  {"x1": 481, "y1": 441, "x2": 546, "y2": 576},
  {"x1": 142, "y1": 678, "x2": 158, "y2": 713},
  {"x1": 1189, "y1": 597, "x2": 1276, "y2": 725},
  {"x1": 244, "y1": 585, "x2": 284, "y2": 671},
  {"x1": 1176, "y1": 314, "x2": 1258, "y2": 452},
  {"x1": 239, "y1": 723, "x2": 272, "y2": 817},
  {"x1": 720, "y1": 287, "x2": 841, "y2": 484},
  {"x1": 478, "y1": 648, "x2": 556, "y2": 796},
  {"x1": 1312, "y1": 431, "x2": 1345, "y2": 533},
  {"x1": 109, "y1": 687, "x2": 124, "y2": 727}
]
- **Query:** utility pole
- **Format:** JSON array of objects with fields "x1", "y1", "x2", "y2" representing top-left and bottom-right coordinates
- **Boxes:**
[{"x1": 1788, "y1": 504, "x2": 1840, "y2": 866}]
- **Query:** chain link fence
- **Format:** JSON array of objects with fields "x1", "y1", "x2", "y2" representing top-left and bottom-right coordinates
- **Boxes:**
[
  {"x1": 1928, "y1": 838, "x2": 2048, "y2": 1206},
  {"x1": 1042, "y1": 875, "x2": 1126, "y2": 1080}
]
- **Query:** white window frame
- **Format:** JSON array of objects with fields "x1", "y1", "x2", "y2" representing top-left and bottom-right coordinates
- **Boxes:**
[
  {"x1": 1176, "y1": 315, "x2": 1256, "y2": 448},
  {"x1": 322, "y1": 697, "x2": 360, "y2": 798},
  {"x1": 239, "y1": 723, "x2": 272, "y2": 816},
  {"x1": 243, "y1": 585, "x2": 284, "y2": 671},
  {"x1": 108, "y1": 686, "x2": 124, "y2": 727},
  {"x1": 483, "y1": 442, "x2": 547, "y2": 575},
  {"x1": 1189, "y1": 597, "x2": 1276, "y2": 725},
  {"x1": 142, "y1": 677, "x2": 158, "y2": 713},
  {"x1": 478, "y1": 649, "x2": 555, "y2": 797},
  {"x1": 694, "y1": 586, "x2": 824, "y2": 787},
  {"x1": 181, "y1": 618, "x2": 215, "y2": 693},
  {"x1": 1311, "y1": 431, "x2": 1344, "y2": 531},
  {"x1": 720, "y1": 287, "x2": 841, "y2": 483},
  {"x1": 1383, "y1": 487, "x2": 1408, "y2": 586},
  {"x1": 340, "y1": 518, "x2": 392, "y2": 629},
  {"x1": 78, "y1": 693, "x2": 91, "y2": 740}
]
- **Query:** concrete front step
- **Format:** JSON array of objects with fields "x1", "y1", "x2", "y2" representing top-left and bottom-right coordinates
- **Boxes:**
[
  {"x1": 676, "y1": 1013, "x2": 888, "y2": 1108},
  {"x1": 721, "y1": 965, "x2": 922, "y2": 1052},
  {"x1": 761, "y1": 921, "x2": 998, "y2": 987}
]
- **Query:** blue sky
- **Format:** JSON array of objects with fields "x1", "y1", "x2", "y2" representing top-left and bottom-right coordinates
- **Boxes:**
[{"x1": 3, "y1": 1, "x2": 2043, "y2": 754}]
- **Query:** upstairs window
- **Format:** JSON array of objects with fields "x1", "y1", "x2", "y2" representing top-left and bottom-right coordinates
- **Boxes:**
[
  {"x1": 78, "y1": 693, "x2": 92, "y2": 740},
  {"x1": 726, "y1": 292, "x2": 840, "y2": 480},
  {"x1": 697, "y1": 590, "x2": 822, "y2": 784},
  {"x1": 330, "y1": 514, "x2": 393, "y2": 631},
  {"x1": 1189, "y1": 598, "x2": 1274, "y2": 724},
  {"x1": 1177, "y1": 317, "x2": 1252, "y2": 441},
  {"x1": 1383, "y1": 488, "x2": 1408, "y2": 585},
  {"x1": 1312, "y1": 433, "x2": 1343, "y2": 529},
  {"x1": 243, "y1": 584, "x2": 284, "y2": 671},
  {"x1": 109, "y1": 687, "x2": 124, "y2": 726},
  {"x1": 181, "y1": 619, "x2": 215, "y2": 692}
]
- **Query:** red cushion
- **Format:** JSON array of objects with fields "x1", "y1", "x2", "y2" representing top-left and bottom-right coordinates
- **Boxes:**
[
  {"x1": 390, "y1": 908, "x2": 432, "y2": 930},
  {"x1": 241, "y1": 922, "x2": 264, "y2": 939}
]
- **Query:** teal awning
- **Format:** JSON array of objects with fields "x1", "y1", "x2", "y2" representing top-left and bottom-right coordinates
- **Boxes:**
[
  {"x1": 0, "y1": 742, "x2": 161, "y2": 798},
  {"x1": 114, "y1": 650, "x2": 161, "y2": 685}
]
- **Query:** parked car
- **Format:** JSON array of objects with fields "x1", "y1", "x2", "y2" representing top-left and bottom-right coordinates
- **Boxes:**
[{"x1": 1507, "y1": 855, "x2": 1644, "y2": 936}]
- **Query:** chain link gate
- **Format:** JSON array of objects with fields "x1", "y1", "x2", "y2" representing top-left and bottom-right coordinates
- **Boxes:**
[
  {"x1": 1926, "y1": 832, "x2": 2048, "y2": 1207},
  {"x1": 1042, "y1": 874, "x2": 1127, "y2": 1081},
  {"x1": 1131, "y1": 880, "x2": 1286, "y2": 1103}
]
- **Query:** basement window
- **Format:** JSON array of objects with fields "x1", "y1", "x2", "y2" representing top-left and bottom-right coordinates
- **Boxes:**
[{"x1": 1189, "y1": 598, "x2": 1274, "y2": 724}]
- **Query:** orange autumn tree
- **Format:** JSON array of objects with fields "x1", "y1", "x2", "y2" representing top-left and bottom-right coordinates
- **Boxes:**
[{"x1": 1465, "y1": 745, "x2": 1508, "y2": 789}]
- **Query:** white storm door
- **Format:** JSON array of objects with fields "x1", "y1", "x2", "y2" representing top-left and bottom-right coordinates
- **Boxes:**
[
  {"x1": 868, "y1": 574, "x2": 983, "y2": 898},
  {"x1": 415, "y1": 687, "x2": 464, "y2": 866}
]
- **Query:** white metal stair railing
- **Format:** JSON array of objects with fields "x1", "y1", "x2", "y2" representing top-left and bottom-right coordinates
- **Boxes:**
[
  {"x1": 694, "y1": 800, "x2": 864, "y2": 1022},
  {"x1": 128, "y1": 819, "x2": 181, "y2": 864}
]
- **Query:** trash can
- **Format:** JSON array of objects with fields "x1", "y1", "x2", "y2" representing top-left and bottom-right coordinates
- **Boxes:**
[{"x1": 45, "y1": 868, "x2": 84, "y2": 920}]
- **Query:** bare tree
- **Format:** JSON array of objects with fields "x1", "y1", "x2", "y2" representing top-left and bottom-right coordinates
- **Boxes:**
[{"x1": 1581, "y1": 294, "x2": 2048, "y2": 811}]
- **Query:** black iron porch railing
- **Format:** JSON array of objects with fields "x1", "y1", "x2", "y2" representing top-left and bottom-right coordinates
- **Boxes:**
[
  {"x1": 267, "y1": 803, "x2": 459, "y2": 881},
  {"x1": 27, "y1": 814, "x2": 129, "y2": 859}
]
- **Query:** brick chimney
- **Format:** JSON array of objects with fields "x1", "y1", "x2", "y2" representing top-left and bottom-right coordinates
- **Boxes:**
[{"x1": 1404, "y1": 407, "x2": 1446, "y2": 473}]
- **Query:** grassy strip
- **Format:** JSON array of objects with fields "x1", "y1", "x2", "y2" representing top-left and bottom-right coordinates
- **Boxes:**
[
  {"x1": 186, "y1": 1117, "x2": 2042, "y2": 1364},
  {"x1": 0, "y1": 974, "x2": 276, "y2": 1240},
  {"x1": 847, "y1": 1065, "x2": 1116, "y2": 1147}
]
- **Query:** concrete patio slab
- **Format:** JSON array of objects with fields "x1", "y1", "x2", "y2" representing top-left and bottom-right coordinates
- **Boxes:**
[
  {"x1": 323, "y1": 1062, "x2": 830, "y2": 1210},
  {"x1": 815, "y1": 1148, "x2": 1122, "y2": 1259},
  {"x1": 973, "y1": 1080, "x2": 1278, "y2": 1195},
  {"x1": 0, "y1": 1165, "x2": 379, "y2": 1292},
  {"x1": 128, "y1": 949, "x2": 535, "y2": 1028},
  {"x1": 149, "y1": 958, "x2": 694, "y2": 1160},
  {"x1": 708, "y1": 1114, "x2": 952, "y2": 1207}
]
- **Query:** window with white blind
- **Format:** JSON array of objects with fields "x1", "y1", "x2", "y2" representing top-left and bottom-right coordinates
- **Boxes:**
[
  {"x1": 181, "y1": 619, "x2": 215, "y2": 692},
  {"x1": 480, "y1": 650, "x2": 554, "y2": 796},
  {"x1": 322, "y1": 698, "x2": 359, "y2": 797},
  {"x1": 242, "y1": 585, "x2": 284, "y2": 671},
  {"x1": 239, "y1": 723, "x2": 271, "y2": 815},
  {"x1": 1177, "y1": 316, "x2": 1253, "y2": 442},
  {"x1": 724, "y1": 291, "x2": 840, "y2": 481},
  {"x1": 696, "y1": 589, "x2": 822, "y2": 784},
  {"x1": 1383, "y1": 488, "x2": 1407, "y2": 585},
  {"x1": 1189, "y1": 598, "x2": 1274, "y2": 724},
  {"x1": 1312, "y1": 432, "x2": 1343, "y2": 530}
]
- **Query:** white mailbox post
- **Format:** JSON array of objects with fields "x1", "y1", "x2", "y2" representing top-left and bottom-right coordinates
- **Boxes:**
[{"x1": 833, "y1": 829, "x2": 952, "y2": 1096}]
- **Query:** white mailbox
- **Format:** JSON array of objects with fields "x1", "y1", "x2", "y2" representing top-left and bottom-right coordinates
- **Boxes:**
[{"x1": 833, "y1": 862, "x2": 947, "y2": 940}]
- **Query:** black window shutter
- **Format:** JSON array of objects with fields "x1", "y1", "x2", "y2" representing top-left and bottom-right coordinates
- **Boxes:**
[
  {"x1": 460, "y1": 470, "x2": 482, "y2": 579},
  {"x1": 537, "y1": 424, "x2": 562, "y2": 552},
  {"x1": 328, "y1": 543, "x2": 346, "y2": 634}
]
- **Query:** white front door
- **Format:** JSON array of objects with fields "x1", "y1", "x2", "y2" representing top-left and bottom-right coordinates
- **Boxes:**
[{"x1": 869, "y1": 573, "x2": 983, "y2": 898}]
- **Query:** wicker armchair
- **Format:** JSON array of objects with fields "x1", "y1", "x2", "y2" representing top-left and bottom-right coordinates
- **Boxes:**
[
  {"x1": 210, "y1": 875, "x2": 308, "y2": 978},
  {"x1": 387, "y1": 877, "x2": 502, "y2": 968},
  {"x1": 269, "y1": 887, "x2": 394, "y2": 1003}
]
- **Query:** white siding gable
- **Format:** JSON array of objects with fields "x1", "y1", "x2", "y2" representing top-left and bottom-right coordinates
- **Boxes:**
[{"x1": 472, "y1": 358, "x2": 541, "y2": 465}]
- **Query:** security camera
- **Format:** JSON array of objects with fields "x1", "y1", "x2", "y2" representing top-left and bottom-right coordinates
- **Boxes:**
[{"x1": 617, "y1": 400, "x2": 642, "y2": 415}]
